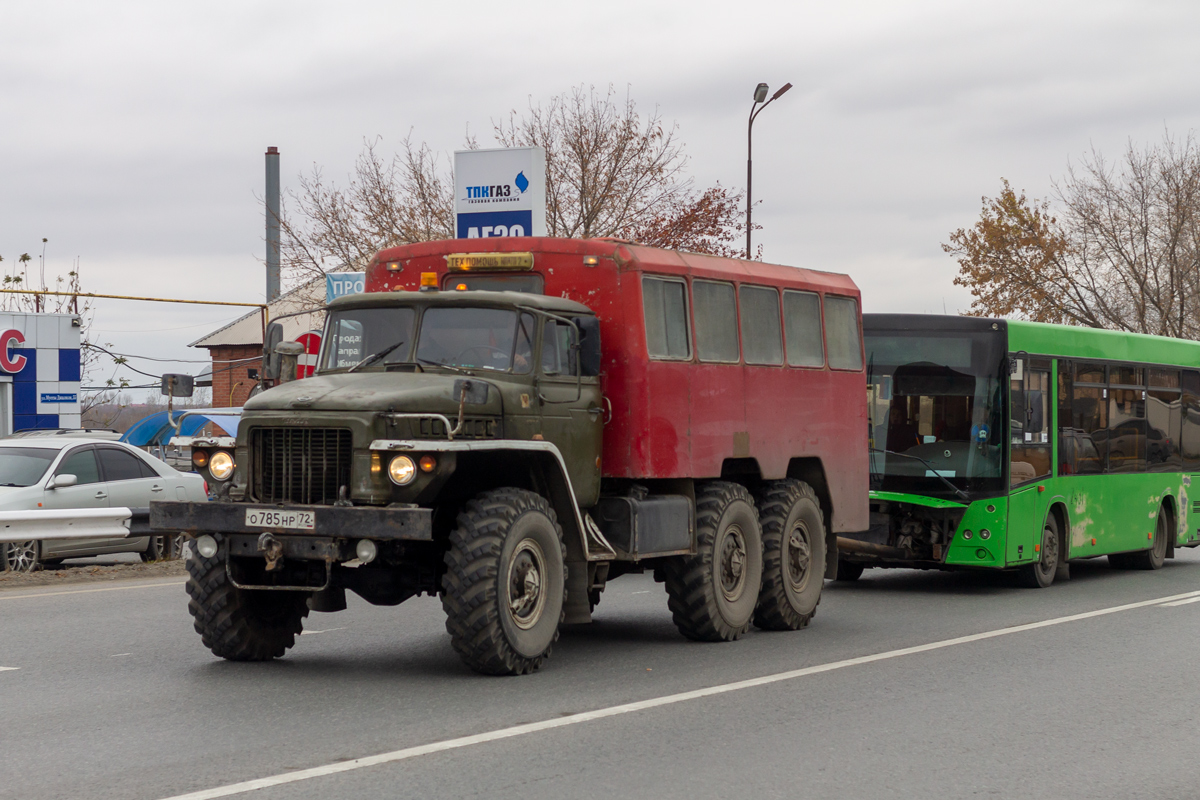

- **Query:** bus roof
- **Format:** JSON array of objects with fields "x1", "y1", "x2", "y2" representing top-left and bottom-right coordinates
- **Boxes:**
[{"x1": 864, "y1": 313, "x2": 1200, "y2": 368}]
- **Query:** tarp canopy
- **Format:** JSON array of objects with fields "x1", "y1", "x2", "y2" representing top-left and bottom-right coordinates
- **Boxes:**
[{"x1": 120, "y1": 410, "x2": 241, "y2": 447}]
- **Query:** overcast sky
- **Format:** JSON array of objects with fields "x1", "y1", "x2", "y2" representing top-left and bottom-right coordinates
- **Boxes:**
[{"x1": 3, "y1": 0, "x2": 1199, "y2": 399}]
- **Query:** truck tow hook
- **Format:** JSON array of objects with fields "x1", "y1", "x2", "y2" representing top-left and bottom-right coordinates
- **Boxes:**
[{"x1": 257, "y1": 532, "x2": 285, "y2": 571}]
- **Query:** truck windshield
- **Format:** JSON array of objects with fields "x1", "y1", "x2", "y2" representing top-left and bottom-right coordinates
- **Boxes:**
[
  {"x1": 865, "y1": 328, "x2": 1007, "y2": 497},
  {"x1": 322, "y1": 306, "x2": 535, "y2": 373}
]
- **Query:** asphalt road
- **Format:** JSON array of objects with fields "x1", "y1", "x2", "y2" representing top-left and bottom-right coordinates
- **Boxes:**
[{"x1": 3, "y1": 550, "x2": 1200, "y2": 800}]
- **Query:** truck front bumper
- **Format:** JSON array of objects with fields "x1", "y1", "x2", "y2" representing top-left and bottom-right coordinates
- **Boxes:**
[{"x1": 149, "y1": 501, "x2": 433, "y2": 542}]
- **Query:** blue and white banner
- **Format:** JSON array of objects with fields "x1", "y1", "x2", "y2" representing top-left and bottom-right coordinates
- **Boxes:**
[
  {"x1": 454, "y1": 147, "x2": 546, "y2": 239},
  {"x1": 326, "y1": 272, "x2": 365, "y2": 304}
]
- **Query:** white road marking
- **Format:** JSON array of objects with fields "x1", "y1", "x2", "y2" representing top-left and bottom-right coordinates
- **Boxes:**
[
  {"x1": 1159, "y1": 594, "x2": 1200, "y2": 607},
  {"x1": 0, "y1": 580, "x2": 184, "y2": 601},
  {"x1": 111, "y1": 653, "x2": 132, "y2": 657},
  {"x1": 159, "y1": 587, "x2": 1200, "y2": 800},
  {"x1": 630, "y1": 591, "x2": 651, "y2": 595},
  {"x1": 300, "y1": 628, "x2": 346, "y2": 636},
  {"x1": 0, "y1": 666, "x2": 18, "y2": 672}
]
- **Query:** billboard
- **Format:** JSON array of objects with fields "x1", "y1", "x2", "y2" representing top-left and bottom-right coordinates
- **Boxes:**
[
  {"x1": 454, "y1": 147, "x2": 546, "y2": 239},
  {"x1": 326, "y1": 271, "x2": 365, "y2": 304}
]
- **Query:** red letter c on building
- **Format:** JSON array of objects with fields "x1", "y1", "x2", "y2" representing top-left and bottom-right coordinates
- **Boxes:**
[{"x1": 0, "y1": 329, "x2": 27, "y2": 373}]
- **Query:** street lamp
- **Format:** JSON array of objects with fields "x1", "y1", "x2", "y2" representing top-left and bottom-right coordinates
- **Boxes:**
[{"x1": 746, "y1": 81, "x2": 792, "y2": 259}]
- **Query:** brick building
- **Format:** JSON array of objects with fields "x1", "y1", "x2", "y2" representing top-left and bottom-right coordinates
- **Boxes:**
[{"x1": 190, "y1": 280, "x2": 325, "y2": 408}]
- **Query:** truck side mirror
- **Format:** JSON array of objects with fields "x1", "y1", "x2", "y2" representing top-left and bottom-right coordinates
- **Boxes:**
[
  {"x1": 575, "y1": 317, "x2": 602, "y2": 377},
  {"x1": 262, "y1": 321, "x2": 285, "y2": 381}
]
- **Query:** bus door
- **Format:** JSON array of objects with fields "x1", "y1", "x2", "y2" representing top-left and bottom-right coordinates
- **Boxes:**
[{"x1": 1007, "y1": 356, "x2": 1052, "y2": 564}]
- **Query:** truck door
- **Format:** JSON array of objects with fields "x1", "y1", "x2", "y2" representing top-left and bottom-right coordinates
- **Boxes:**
[{"x1": 537, "y1": 318, "x2": 603, "y2": 506}]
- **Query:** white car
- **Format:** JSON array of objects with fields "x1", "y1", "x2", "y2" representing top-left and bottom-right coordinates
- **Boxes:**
[{"x1": 0, "y1": 438, "x2": 208, "y2": 573}]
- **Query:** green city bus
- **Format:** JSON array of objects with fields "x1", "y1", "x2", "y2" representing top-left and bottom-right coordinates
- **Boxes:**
[{"x1": 841, "y1": 314, "x2": 1200, "y2": 587}]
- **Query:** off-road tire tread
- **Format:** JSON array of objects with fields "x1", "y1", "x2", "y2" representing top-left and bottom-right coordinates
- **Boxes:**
[
  {"x1": 441, "y1": 488, "x2": 567, "y2": 676},
  {"x1": 753, "y1": 479, "x2": 824, "y2": 631},
  {"x1": 185, "y1": 534, "x2": 309, "y2": 661},
  {"x1": 662, "y1": 481, "x2": 760, "y2": 643}
]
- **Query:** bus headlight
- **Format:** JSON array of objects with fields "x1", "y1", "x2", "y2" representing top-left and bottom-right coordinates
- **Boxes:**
[
  {"x1": 209, "y1": 451, "x2": 235, "y2": 481},
  {"x1": 388, "y1": 455, "x2": 416, "y2": 485}
]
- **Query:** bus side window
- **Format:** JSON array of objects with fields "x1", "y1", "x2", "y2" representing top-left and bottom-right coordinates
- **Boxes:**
[
  {"x1": 1106, "y1": 366, "x2": 1146, "y2": 474},
  {"x1": 1057, "y1": 360, "x2": 1074, "y2": 475},
  {"x1": 693, "y1": 280, "x2": 739, "y2": 363},
  {"x1": 1147, "y1": 368, "x2": 1181, "y2": 473},
  {"x1": 1181, "y1": 371, "x2": 1200, "y2": 472},
  {"x1": 1071, "y1": 365, "x2": 1106, "y2": 475}
]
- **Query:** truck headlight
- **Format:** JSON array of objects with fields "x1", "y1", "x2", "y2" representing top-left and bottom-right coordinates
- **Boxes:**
[
  {"x1": 209, "y1": 451, "x2": 235, "y2": 481},
  {"x1": 388, "y1": 455, "x2": 416, "y2": 485}
]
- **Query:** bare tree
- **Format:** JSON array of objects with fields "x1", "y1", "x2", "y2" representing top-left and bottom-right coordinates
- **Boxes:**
[
  {"x1": 946, "y1": 132, "x2": 1200, "y2": 338},
  {"x1": 278, "y1": 85, "x2": 748, "y2": 291}
]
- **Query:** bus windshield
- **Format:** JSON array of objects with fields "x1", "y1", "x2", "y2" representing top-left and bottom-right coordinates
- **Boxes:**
[
  {"x1": 322, "y1": 305, "x2": 535, "y2": 373},
  {"x1": 866, "y1": 328, "x2": 1007, "y2": 497}
]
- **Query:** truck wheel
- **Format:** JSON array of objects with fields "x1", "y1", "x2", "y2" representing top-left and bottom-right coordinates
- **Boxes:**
[
  {"x1": 184, "y1": 533, "x2": 309, "y2": 661},
  {"x1": 754, "y1": 479, "x2": 826, "y2": 631},
  {"x1": 441, "y1": 488, "x2": 567, "y2": 675},
  {"x1": 663, "y1": 482, "x2": 764, "y2": 642}
]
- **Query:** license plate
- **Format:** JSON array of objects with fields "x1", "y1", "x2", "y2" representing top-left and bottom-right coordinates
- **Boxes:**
[{"x1": 245, "y1": 508, "x2": 315, "y2": 531}]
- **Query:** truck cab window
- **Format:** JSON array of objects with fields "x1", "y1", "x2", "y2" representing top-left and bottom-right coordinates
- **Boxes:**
[
  {"x1": 825, "y1": 296, "x2": 863, "y2": 370},
  {"x1": 783, "y1": 290, "x2": 824, "y2": 367},
  {"x1": 739, "y1": 285, "x2": 783, "y2": 366},
  {"x1": 693, "y1": 280, "x2": 739, "y2": 363},
  {"x1": 643, "y1": 276, "x2": 690, "y2": 360},
  {"x1": 541, "y1": 320, "x2": 576, "y2": 376}
]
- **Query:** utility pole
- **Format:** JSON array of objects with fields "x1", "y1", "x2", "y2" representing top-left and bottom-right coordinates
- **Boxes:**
[{"x1": 265, "y1": 146, "x2": 281, "y2": 303}]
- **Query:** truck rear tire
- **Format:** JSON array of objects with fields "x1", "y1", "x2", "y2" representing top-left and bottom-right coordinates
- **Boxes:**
[
  {"x1": 441, "y1": 488, "x2": 567, "y2": 675},
  {"x1": 185, "y1": 533, "x2": 309, "y2": 661},
  {"x1": 663, "y1": 482, "x2": 763, "y2": 642},
  {"x1": 754, "y1": 479, "x2": 825, "y2": 631}
]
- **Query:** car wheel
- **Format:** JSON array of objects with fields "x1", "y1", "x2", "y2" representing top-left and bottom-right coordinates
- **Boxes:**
[{"x1": 5, "y1": 540, "x2": 41, "y2": 573}]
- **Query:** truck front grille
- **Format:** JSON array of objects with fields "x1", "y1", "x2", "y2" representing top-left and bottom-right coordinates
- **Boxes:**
[
  {"x1": 250, "y1": 427, "x2": 352, "y2": 505},
  {"x1": 409, "y1": 416, "x2": 500, "y2": 439}
]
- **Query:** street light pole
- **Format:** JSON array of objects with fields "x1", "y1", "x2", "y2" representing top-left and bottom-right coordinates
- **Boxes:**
[{"x1": 746, "y1": 81, "x2": 792, "y2": 259}]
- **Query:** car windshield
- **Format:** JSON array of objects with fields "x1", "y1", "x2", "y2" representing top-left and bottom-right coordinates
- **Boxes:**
[
  {"x1": 865, "y1": 328, "x2": 1007, "y2": 497},
  {"x1": 321, "y1": 305, "x2": 536, "y2": 373},
  {"x1": 0, "y1": 447, "x2": 59, "y2": 487}
]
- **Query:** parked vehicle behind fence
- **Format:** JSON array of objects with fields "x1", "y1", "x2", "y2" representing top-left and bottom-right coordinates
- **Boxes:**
[
  {"x1": 1, "y1": 438, "x2": 207, "y2": 572},
  {"x1": 152, "y1": 238, "x2": 869, "y2": 674}
]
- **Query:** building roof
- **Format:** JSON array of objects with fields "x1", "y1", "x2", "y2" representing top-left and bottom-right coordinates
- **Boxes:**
[{"x1": 190, "y1": 275, "x2": 326, "y2": 349}]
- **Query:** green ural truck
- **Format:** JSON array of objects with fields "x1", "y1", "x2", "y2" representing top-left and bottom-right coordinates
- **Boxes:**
[{"x1": 152, "y1": 240, "x2": 868, "y2": 675}]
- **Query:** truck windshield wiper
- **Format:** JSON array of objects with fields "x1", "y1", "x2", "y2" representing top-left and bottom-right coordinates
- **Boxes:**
[
  {"x1": 347, "y1": 341, "x2": 404, "y2": 373},
  {"x1": 870, "y1": 447, "x2": 969, "y2": 500},
  {"x1": 415, "y1": 357, "x2": 467, "y2": 374}
]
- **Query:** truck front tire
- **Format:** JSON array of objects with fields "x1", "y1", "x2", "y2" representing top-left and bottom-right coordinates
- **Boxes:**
[
  {"x1": 185, "y1": 533, "x2": 309, "y2": 661},
  {"x1": 754, "y1": 479, "x2": 825, "y2": 631},
  {"x1": 441, "y1": 488, "x2": 567, "y2": 675},
  {"x1": 663, "y1": 482, "x2": 764, "y2": 642}
]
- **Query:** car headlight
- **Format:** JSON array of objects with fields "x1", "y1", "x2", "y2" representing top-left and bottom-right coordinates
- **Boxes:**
[
  {"x1": 388, "y1": 455, "x2": 416, "y2": 485},
  {"x1": 209, "y1": 450, "x2": 235, "y2": 481}
]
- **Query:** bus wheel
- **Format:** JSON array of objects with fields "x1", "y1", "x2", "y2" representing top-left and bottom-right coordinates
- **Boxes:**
[
  {"x1": 1018, "y1": 515, "x2": 1059, "y2": 588},
  {"x1": 754, "y1": 479, "x2": 825, "y2": 631},
  {"x1": 664, "y1": 482, "x2": 764, "y2": 642},
  {"x1": 1126, "y1": 505, "x2": 1170, "y2": 570},
  {"x1": 836, "y1": 560, "x2": 865, "y2": 582},
  {"x1": 441, "y1": 488, "x2": 567, "y2": 675}
]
